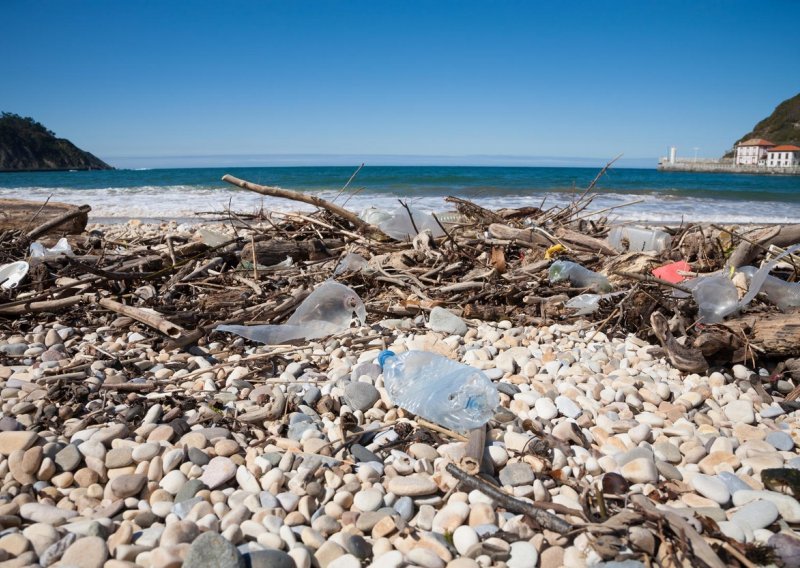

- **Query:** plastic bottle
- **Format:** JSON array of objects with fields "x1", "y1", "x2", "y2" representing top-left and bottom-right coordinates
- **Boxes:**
[
  {"x1": 685, "y1": 274, "x2": 740, "y2": 323},
  {"x1": 565, "y1": 292, "x2": 625, "y2": 315},
  {"x1": 608, "y1": 226, "x2": 671, "y2": 253},
  {"x1": 549, "y1": 260, "x2": 612, "y2": 293},
  {"x1": 738, "y1": 266, "x2": 800, "y2": 312},
  {"x1": 377, "y1": 350, "x2": 499, "y2": 432},
  {"x1": 216, "y1": 281, "x2": 366, "y2": 344}
]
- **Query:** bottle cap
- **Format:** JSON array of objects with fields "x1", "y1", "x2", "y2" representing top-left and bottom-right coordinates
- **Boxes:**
[{"x1": 377, "y1": 350, "x2": 396, "y2": 368}]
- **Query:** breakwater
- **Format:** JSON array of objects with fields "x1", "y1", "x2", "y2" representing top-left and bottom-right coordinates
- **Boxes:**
[{"x1": 658, "y1": 159, "x2": 800, "y2": 176}]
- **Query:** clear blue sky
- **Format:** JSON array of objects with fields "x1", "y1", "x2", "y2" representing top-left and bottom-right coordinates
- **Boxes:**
[{"x1": 3, "y1": 1, "x2": 799, "y2": 167}]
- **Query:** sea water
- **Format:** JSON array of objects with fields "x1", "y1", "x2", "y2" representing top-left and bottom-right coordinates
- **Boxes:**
[{"x1": 1, "y1": 166, "x2": 799, "y2": 223}]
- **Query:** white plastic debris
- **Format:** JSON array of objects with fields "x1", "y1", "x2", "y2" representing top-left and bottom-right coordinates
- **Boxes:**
[
  {"x1": 215, "y1": 280, "x2": 366, "y2": 344},
  {"x1": 0, "y1": 261, "x2": 29, "y2": 290},
  {"x1": 29, "y1": 237, "x2": 73, "y2": 261}
]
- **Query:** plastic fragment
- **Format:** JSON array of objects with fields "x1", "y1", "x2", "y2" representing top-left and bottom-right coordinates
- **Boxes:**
[
  {"x1": 686, "y1": 243, "x2": 800, "y2": 323},
  {"x1": 545, "y1": 243, "x2": 567, "y2": 259},
  {"x1": 565, "y1": 292, "x2": 626, "y2": 315},
  {"x1": 652, "y1": 261, "x2": 691, "y2": 284},
  {"x1": 29, "y1": 238, "x2": 73, "y2": 261},
  {"x1": 215, "y1": 280, "x2": 366, "y2": 344},
  {"x1": 549, "y1": 260, "x2": 612, "y2": 293},
  {"x1": 360, "y1": 206, "x2": 446, "y2": 241},
  {"x1": 333, "y1": 253, "x2": 368, "y2": 276},
  {"x1": 0, "y1": 261, "x2": 29, "y2": 290},
  {"x1": 377, "y1": 350, "x2": 499, "y2": 433}
]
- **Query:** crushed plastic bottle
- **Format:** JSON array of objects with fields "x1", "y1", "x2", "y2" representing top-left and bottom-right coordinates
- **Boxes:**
[
  {"x1": 29, "y1": 238, "x2": 73, "y2": 261},
  {"x1": 360, "y1": 206, "x2": 446, "y2": 241},
  {"x1": 608, "y1": 226, "x2": 671, "y2": 252},
  {"x1": 565, "y1": 292, "x2": 625, "y2": 315},
  {"x1": 549, "y1": 260, "x2": 612, "y2": 293},
  {"x1": 377, "y1": 350, "x2": 499, "y2": 432},
  {"x1": 685, "y1": 274, "x2": 740, "y2": 323},
  {"x1": 0, "y1": 261, "x2": 29, "y2": 290},
  {"x1": 685, "y1": 243, "x2": 800, "y2": 322},
  {"x1": 738, "y1": 265, "x2": 800, "y2": 312},
  {"x1": 333, "y1": 253, "x2": 369, "y2": 276},
  {"x1": 216, "y1": 280, "x2": 366, "y2": 344}
]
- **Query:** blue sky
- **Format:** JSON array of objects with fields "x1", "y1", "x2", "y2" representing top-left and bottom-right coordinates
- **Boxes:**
[{"x1": 3, "y1": 1, "x2": 799, "y2": 168}]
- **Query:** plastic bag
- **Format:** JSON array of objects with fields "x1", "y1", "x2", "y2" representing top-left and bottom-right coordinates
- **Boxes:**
[
  {"x1": 216, "y1": 280, "x2": 366, "y2": 344},
  {"x1": 29, "y1": 238, "x2": 73, "y2": 261},
  {"x1": 360, "y1": 206, "x2": 445, "y2": 241}
]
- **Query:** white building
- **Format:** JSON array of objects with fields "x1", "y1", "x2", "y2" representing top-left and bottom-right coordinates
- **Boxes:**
[
  {"x1": 766, "y1": 145, "x2": 800, "y2": 168},
  {"x1": 734, "y1": 138, "x2": 775, "y2": 165}
]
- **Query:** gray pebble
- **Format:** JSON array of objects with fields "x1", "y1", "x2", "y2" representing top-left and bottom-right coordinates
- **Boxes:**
[
  {"x1": 184, "y1": 531, "x2": 245, "y2": 568},
  {"x1": 344, "y1": 382, "x2": 380, "y2": 412}
]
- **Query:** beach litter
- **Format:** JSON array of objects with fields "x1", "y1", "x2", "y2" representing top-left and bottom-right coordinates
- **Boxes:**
[{"x1": 1, "y1": 162, "x2": 800, "y2": 568}]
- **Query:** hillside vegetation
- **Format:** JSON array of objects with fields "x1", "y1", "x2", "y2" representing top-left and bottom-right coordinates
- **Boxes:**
[
  {"x1": 725, "y1": 93, "x2": 800, "y2": 156},
  {"x1": 0, "y1": 112, "x2": 112, "y2": 171}
]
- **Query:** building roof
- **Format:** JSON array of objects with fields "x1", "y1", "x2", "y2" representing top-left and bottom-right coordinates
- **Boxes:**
[
  {"x1": 737, "y1": 138, "x2": 775, "y2": 147},
  {"x1": 766, "y1": 144, "x2": 800, "y2": 152}
]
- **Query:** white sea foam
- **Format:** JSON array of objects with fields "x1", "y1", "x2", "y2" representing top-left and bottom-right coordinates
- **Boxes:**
[{"x1": 1, "y1": 185, "x2": 798, "y2": 225}]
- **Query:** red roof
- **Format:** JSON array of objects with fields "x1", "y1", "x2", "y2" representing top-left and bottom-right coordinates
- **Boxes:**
[
  {"x1": 737, "y1": 138, "x2": 775, "y2": 147},
  {"x1": 767, "y1": 145, "x2": 800, "y2": 152}
]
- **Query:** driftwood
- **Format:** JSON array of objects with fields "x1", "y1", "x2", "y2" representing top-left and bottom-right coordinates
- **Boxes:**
[
  {"x1": 727, "y1": 224, "x2": 800, "y2": 268},
  {"x1": 97, "y1": 298, "x2": 184, "y2": 338},
  {"x1": 555, "y1": 227, "x2": 618, "y2": 256},
  {"x1": 240, "y1": 238, "x2": 343, "y2": 267},
  {"x1": 650, "y1": 312, "x2": 709, "y2": 373},
  {"x1": 221, "y1": 174, "x2": 388, "y2": 239},
  {"x1": 0, "y1": 198, "x2": 90, "y2": 236},
  {"x1": 720, "y1": 312, "x2": 800, "y2": 358},
  {"x1": 487, "y1": 223, "x2": 553, "y2": 247},
  {"x1": 0, "y1": 293, "x2": 95, "y2": 316},
  {"x1": 445, "y1": 463, "x2": 575, "y2": 534}
]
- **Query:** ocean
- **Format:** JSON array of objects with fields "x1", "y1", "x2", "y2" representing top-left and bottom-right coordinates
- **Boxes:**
[{"x1": 1, "y1": 166, "x2": 799, "y2": 224}]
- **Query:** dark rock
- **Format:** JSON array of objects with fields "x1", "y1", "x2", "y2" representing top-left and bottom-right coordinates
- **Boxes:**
[
  {"x1": 245, "y1": 549, "x2": 295, "y2": 568},
  {"x1": 350, "y1": 444, "x2": 381, "y2": 464},
  {"x1": 175, "y1": 479, "x2": 207, "y2": 504},
  {"x1": 55, "y1": 444, "x2": 82, "y2": 472},
  {"x1": 183, "y1": 531, "x2": 245, "y2": 568},
  {"x1": 344, "y1": 382, "x2": 380, "y2": 412}
]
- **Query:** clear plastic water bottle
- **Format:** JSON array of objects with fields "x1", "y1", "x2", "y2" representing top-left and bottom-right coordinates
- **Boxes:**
[
  {"x1": 549, "y1": 260, "x2": 612, "y2": 293},
  {"x1": 377, "y1": 350, "x2": 499, "y2": 432}
]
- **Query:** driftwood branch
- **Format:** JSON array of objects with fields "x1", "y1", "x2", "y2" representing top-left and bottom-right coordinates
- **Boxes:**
[
  {"x1": 97, "y1": 298, "x2": 184, "y2": 338},
  {"x1": 0, "y1": 293, "x2": 95, "y2": 317},
  {"x1": 445, "y1": 463, "x2": 574, "y2": 534},
  {"x1": 221, "y1": 174, "x2": 389, "y2": 239},
  {"x1": 27, "y1": 205, "x2": 91, "y2": 241}
]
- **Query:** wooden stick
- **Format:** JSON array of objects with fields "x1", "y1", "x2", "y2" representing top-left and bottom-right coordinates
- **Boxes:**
[
  {"x1": 221, "y1": 174, "x2": 388, "y2": 239},
  {"x1": 97, "y1": 298, "x2": 184, "y2": 338},
  {"x1": 26, "y1": 205, "x2": 91, "y2": 241},
  {"x1": 445, "y1": 463, "x2": 574, "y2": 534},
  {"x1": 0, "y1": 293, "x2": 94, "y2": 316}
]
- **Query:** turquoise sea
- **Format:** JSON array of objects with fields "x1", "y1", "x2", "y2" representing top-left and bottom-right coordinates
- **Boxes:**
[{"x1": 1, "y1": 166, "x2": 799, "y2": 223}]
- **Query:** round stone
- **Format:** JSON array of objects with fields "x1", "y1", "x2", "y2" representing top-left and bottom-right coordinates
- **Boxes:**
[
  {"x1": 353, "y1": 489, "x2": 383, "y2": 512},
  {"x1": 730, "y1": 500, "x2": 779, "y2": 530},
  {"x1": 453, "y1": 525, "x2": 479, "y2": 555},
  {"x1": 508, "y1": 540, "x2": 539, "y2": 568},
  {"x1": 387, "y1": 474, "x2": 438, "y2": 496},
  {"x1": 183, "y1": 531, "x2": 245, "y2": 568},
  {"x1": 690, "y1": 474, "x2": 730, "y2": 505},
  {"x1": 766, "y1": 431, "x2": 794, "y2": 451}
]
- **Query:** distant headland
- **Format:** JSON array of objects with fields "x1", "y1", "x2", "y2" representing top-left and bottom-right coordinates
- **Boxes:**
[
  {"x1": 0, "y1": 112, "x2": 113, "y2": 172},
  {"x1": 659, "y1": 93, "x2": 800, "y2": 175}
]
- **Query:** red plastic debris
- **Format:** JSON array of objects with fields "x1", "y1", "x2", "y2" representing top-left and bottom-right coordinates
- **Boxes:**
[{"x1": 652, "y1": 261, "x2": 691, "y2": 284}]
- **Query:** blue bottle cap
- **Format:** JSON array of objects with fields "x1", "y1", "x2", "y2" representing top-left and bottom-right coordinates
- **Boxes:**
[{"x1": 377, "y1": 350, "x2": 396, "y2": 368}]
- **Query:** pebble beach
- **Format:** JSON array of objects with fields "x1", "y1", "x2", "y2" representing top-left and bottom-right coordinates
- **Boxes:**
[{"x1": 1, "y1": 221, "x2": 799, "y2": 568}]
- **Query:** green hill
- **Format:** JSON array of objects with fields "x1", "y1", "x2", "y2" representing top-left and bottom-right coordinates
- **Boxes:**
[
  {"x1": 725, "y1": 93, "x2": 800, "y2": 156},
  {"x1": 0, "y1": 112, "x2": 112, "y2": 172}
]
